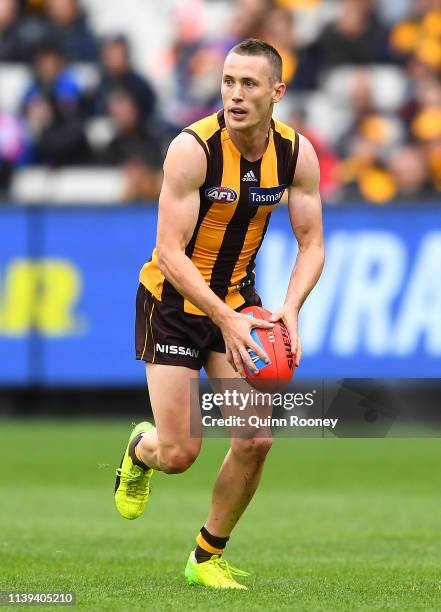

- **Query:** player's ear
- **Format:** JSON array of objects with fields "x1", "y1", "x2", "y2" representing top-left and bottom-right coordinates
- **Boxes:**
[{"x1": 272, "y1": 82, "x2": 286, "y2": 104}]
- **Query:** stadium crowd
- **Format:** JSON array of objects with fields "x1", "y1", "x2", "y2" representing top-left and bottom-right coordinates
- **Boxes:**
[{"x1": 0, "y1": 0, "x2": 440, "y2": 204}]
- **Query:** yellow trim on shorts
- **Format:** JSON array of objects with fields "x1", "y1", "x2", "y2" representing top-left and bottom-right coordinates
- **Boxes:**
[
  {"x1": 140, "y1": 295, "x2": 149, "y2": 360},
  {"x1": 148, "y1": 302, "x2": 156, "y2": 363}
]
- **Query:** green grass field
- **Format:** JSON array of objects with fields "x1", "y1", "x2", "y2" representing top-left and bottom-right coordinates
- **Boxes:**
[{"x1": 1, "y1": 420, "x2": 441, "y2": 611}]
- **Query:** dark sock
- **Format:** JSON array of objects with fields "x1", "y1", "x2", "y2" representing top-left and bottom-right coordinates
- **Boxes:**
[
  {"x1": 194, "y1": 526, "x2": 229, "y2": 563},
  {"x1": 128, "y1": 433, "x2": 149, "y2": 470}
]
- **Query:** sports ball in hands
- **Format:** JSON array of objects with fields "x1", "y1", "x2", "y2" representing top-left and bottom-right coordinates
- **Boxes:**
[{"x1": 240, "y1": 306, "x2": 295, "y2": 392}]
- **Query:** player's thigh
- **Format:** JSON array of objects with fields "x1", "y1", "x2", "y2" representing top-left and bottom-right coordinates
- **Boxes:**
[
  {"x1": 146, "y1": 362, "x2": 202, "y2": 456},
  {"x1": 204, "y1": 349, "x2": 239, "y2": 379},
  {"x1": 204, "y1": 349, "x2": 243, "y2": 412}
]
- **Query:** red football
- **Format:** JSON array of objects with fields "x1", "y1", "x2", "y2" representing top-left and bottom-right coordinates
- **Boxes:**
[{"x1": 240, "y1": 306, "x2": 295, "y2": 392}]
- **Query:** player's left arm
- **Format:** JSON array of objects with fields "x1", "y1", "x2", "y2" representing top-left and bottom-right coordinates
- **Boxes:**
[{"x1": 269, "y1": 134, "x2": 325, "y2": 366}]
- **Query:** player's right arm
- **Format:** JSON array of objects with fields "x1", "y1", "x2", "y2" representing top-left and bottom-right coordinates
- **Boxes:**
[{"x1": 155, "y1": 132, "x2": 272, "y2": 376}]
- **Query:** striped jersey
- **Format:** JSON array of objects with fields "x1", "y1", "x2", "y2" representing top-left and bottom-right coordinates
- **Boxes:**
[{"x1": 139, "y1": 109, "x2": 299, "y2": 316}]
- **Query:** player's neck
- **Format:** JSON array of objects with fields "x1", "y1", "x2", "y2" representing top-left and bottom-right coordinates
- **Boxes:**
[{"x1": 225, "y1": 117, "x2": 272, "y2": 162}]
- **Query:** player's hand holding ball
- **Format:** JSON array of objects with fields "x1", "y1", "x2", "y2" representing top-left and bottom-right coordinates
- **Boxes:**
[
  {"x1": 240, "y1": 306, "x2": 297, "y2": 392},
  {"x1": 268, "y1": 305, "x2": 301, "y2": 367},
  {"x1": 219, "y1": 309, "x2": 275, "y2": 378}
]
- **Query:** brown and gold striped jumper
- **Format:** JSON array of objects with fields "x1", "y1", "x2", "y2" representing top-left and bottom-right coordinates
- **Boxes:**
[{"x1": 140, "y1": 109, "x2": 299, "y2": 316}]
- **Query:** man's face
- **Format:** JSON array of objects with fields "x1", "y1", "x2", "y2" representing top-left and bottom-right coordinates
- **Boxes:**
[
  {"x1": 35, "y1": 51, "x2": 63, "y2": 83},
  {"x1": 108, "y1": 93, "x2": 139, "y2": 132},
  {"x1": 221, "y1": 52, "x2": 284, "y2": 131},
  {"x1": 102, "y1": 41, "x2": 129, "y2": 75},
  {"x1": 0, "y1": 0, "x2": 17, "y2": 28},
  {"x1": 46, "y1": 0, "x2": 78, "y2": 25}
]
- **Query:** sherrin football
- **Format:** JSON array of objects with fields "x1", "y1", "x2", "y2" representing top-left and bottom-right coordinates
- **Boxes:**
[{"x1": 241, "y1": 306, "x2": 295, "y2": 392}]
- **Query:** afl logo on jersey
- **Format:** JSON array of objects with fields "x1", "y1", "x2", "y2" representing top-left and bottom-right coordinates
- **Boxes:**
[{"x1": 205, "y1": 186, "x2": 238, "y2": 203}]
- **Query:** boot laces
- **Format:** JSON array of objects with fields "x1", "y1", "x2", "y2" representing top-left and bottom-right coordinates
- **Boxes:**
[
  {"x1": 212, "y1": 556, "x2": 250, "y2": 579},
  {"x1": 115, "y1": 467, "x2": 148, "y2": 497}
]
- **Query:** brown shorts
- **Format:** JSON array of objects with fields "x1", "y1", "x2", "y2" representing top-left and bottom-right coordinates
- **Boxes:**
[{"x1": 135, "y1": 283, "x2": 262, "y2": 370}]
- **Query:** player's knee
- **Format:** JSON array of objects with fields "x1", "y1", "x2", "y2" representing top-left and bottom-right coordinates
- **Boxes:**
[
  {"x1": 159, "y1": 446, "x2": 199, "y2": 474},
  {"x1": 250, "y1": 436, "x2": 273, "y2": 461},
  {"x1": 232, "y1": 436, "x2": 272, "y2": 464}
]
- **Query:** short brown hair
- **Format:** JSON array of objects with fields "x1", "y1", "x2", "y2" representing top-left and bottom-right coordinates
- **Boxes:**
[{"x1": 228, "y1": 38, "x2": 283, "y2": 83}]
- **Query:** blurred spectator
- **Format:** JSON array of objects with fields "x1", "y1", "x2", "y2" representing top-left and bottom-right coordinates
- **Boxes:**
[
  {"x1": 221, "y1": 0, "x2": 274, "y2": 51},
  {"x1": 335, "y1": 69, "x2": 407, "y2": 203},
  {"x1": 339, "y1": 142, "x2": 439, "y2": 204},
  {"x1": 390, "y1": 1, "x2": 441, "y2": 72},
  {"x1": 337, "y1": 69, "x2": 401, "y2": 157},
  {"x1": 408, "y1": 75, "x2": 441, "y2": 196},
  {"x1": 409, "y1": 78, "x2": 441, "y2": 140},
  {"x1": 100, "y1": 90, "x2": 162, "y2": 200},
  {"x1": 0, "y1": 110, "x2": 28, "y2": 196},
  {"x1": 400, "y1": 65, "x2": 440, "y2": 124},
  {"x1": 259, "y1": 4, "x2": 321, "y2": 90},
  {"x1": 261, "y1": 7, "x2": 297, "y2": 85},
  {"x1": 0, "y1": 0, "x2": 440, "y2": 205},
  {"x1": 21, "y1": 40, "x2": 91, "y2": 165},
  {"x1": 0, "y1": 0, "x2": 48, "y2": 61},
  {"x1": 388, "y1": 144, "x2": 438, "y2": 201},
  {"x1": 0, "y1": 0, "x2": 22, "y2": 61},
  {"x1": 163, "y1": 0, "x2": 274, "y2": 128},
  {"x1": 163, "y1": 1, "x2": 222, "y2": 127},
  {"x1": 45, "y1": 0, "x2": 98, "y2": 62},
  {"x1": 96, "y1": 35, "x2": 156, "y2": 121},
  {"x1": 288, "y1": 110, "x2": 340, "y2": 200},
  {"x1": 343, "y1": 142, "x2": 439, "y2": 205},
  {"x1": 318, "y1": 0, "x2": 390, "y2": 67}
]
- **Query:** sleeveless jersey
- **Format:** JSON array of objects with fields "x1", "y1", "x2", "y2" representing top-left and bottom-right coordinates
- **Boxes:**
[{"x1": 139, "y1": 109, "x2": 299, "y2": 316}]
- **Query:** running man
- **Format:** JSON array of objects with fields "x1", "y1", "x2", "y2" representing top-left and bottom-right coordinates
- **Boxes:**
[{"x1": 114, "y1": 38, "x2": 324, "y2": 589}]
